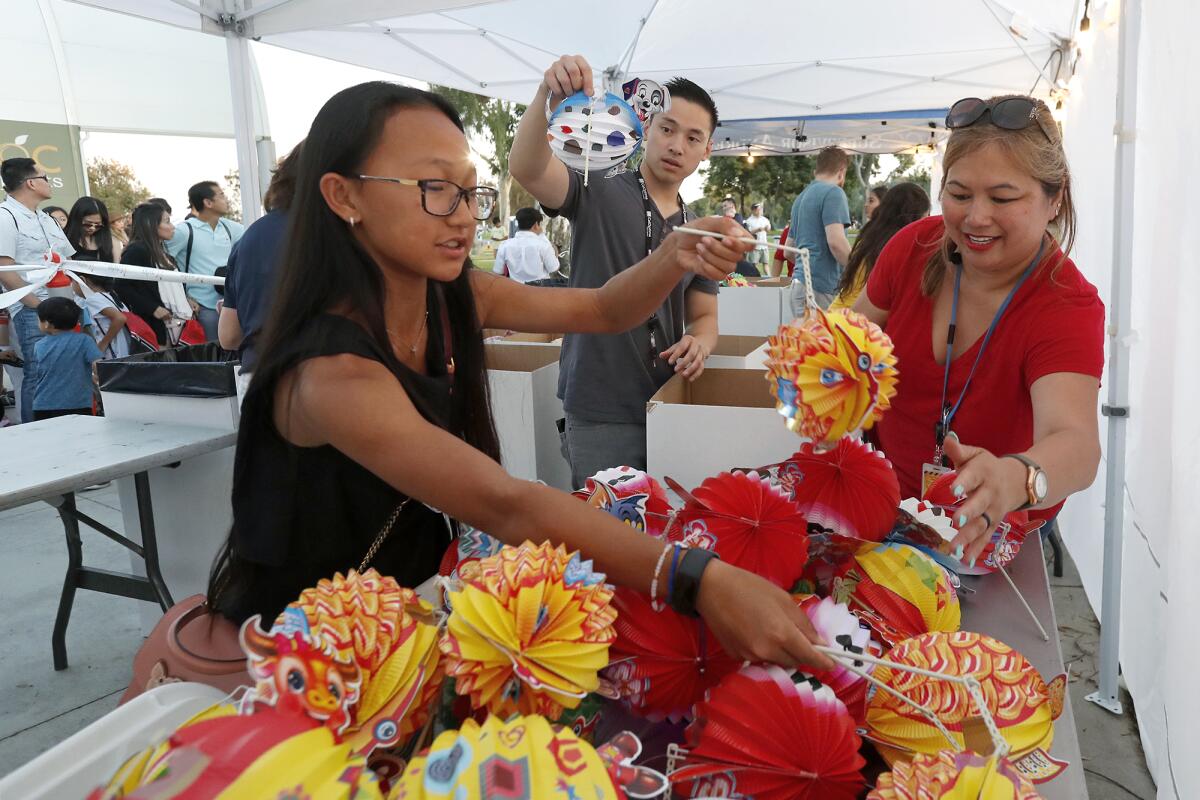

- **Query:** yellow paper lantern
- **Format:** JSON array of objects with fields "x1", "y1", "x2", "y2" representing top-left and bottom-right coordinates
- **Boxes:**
[
  {"x1": 868, "y1": 750, "x2": 1043, "y2": 799},
  {"x1": 394, "y1": 715, "x2": 621, "y2": 799},
  {"x1": 766, "y1": 309, "x2": 898, "y2": 445},
  {"x1": 441, "y1": 541, "x2": 617, "y2": 717},
  {"x1": 282, "y1": 569, "x2": 443, "y2": 756}
]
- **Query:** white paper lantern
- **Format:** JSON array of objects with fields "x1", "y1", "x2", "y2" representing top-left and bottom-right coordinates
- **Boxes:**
[{"x1": 547, "y1": 91, "x2": 643, "y2": 173}]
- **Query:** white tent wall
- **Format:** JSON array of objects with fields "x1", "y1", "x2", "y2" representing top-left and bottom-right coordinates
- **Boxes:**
[{"x1": 1060, "y1": 2, "x2": 1199, "y2": 796}]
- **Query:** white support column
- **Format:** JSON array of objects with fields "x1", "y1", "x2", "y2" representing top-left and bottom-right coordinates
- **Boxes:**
[
  {"x1": 1085, "y1": 0, "x2": 1141, "y2": 718},
  {"x1": 223, "y1": 21, "x2": 263, "y2": 223}
]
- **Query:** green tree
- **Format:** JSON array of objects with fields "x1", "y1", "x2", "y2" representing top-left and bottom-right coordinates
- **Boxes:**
[
  {"x1": 701, "y1": 155, "x2": 815, "y2": 226},
  {"x1": 432, "y1": 85, "x2": 526, "y2": 225},
  {"x1": 222, "y1": 168, "x2": 242, "y2": 223},
  {"x1": 882, "y1": 153, "x2": 932, "y2": 196},
  {"x1": 86, "y1": 158, "x2": 150, "y2": 218}
]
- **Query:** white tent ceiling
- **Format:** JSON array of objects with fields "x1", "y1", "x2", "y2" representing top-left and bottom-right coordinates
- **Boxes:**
[
  {"x1": 19, "y1": 0, "x2": 1081, "y2": 214},
  {"x1": 64, "y1": 0, "x2": 1078, "y2": 123},
  {"x1": 711, "y1": 110, "x2": 951, "y2": 158},
  {"x1": 3, "y1": 0, "x2": 267, "y2": 138}
]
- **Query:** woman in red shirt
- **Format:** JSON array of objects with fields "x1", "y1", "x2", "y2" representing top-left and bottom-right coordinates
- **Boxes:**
[{"x1": 854, "y1": 96, "x2": 1105, "y2": 564}]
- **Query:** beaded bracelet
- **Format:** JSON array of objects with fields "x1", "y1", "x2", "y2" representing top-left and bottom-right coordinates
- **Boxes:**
[{"x1": 649, "y1": 542, "x2": 673, "y2": 611}]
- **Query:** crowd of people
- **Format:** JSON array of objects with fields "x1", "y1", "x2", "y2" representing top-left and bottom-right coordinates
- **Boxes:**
[
  {"x1": 0, "y1": 68, "x2": 1103, "y2": 668},
  {"x1": 0, "y1": 154, "x2": 299, "y2": 423}
]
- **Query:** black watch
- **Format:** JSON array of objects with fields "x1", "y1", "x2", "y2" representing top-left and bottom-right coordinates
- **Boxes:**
[{"x1": 669, "y1": 547, "x2": 719, "y2": 617}]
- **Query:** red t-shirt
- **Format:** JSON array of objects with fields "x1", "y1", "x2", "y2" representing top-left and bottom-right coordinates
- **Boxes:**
[{"x1": 866, "y1": 216, "x2": 1105, "y2": 520}]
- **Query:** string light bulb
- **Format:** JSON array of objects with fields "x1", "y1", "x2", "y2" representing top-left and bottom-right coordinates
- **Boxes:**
[{"x1": 746, "y1": 152, "x2": 756, "y2": 164}]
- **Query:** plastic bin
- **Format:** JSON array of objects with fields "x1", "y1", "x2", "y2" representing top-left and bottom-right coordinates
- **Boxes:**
[
  {"x1": 97, "y1": 342, "x2": 240, "y2": 429},
  {"x1": 96, "y1": 344, "x2": 240, "y2": 633},
  {"x1": 0, "y1": 682, "x2": 228, "y2": 799}
]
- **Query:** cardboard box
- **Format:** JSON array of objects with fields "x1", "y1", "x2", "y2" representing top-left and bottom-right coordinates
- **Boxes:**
[
  {"x1": 483, "y1": 330, "x2": 564, "y2": 346},
  {"x1": 747, "y1": 276, "x2": 791, "y2": 287},
  {"x1": 646, "y1": 368, "x2": 800, "y2": 491},
  {"x1": 705, "y1": 335, "x2": 769, "y2": 369},
  {"x1": 486, "y1": 344, "x2": 572, "y2": 490},
  {"x1": 717, "y1": 284, "x2": 785, "y2": 336}
]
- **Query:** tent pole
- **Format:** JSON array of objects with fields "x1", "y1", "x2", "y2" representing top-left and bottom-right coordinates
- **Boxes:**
[
  {"x1": 1085, "y1": 0, "x2": 1140, "y2": 718},
  {"x1": 222, "y1": 13, "x2": 262, "y2": 224}
]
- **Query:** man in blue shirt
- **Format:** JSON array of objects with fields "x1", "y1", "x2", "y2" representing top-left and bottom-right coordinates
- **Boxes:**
[
  {"x1": 218, "y1": 143, "x2": 301, "y2": 370},
  {"x1": 166, "y1": 181, "x2": 244, "y2": 342},
  {"x1": 787, "y1": 147, "x2": 852, "y2": 313}
]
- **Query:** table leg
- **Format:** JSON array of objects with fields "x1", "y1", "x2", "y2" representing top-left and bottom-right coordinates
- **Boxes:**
[
  {"x1": 1048, "y1": 526, "x2": 1065, "y2": 578},
  {"x1": 133, "y1": 472, "x2": 174, "y2": 612},
  {"x1": 51, "y1": 493, "x2": 83, "y2": 671}
]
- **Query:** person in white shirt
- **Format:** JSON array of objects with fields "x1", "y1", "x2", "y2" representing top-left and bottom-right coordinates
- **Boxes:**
[
  {"x1": 744, "y1": 202, "x2": 772, "y2": 271},
  {"x1": 0, "y1": 157, "x2": 76, "y2": 422},
  {"x1": 494, "y1": 207, "x2": 561, "y2": 286}
]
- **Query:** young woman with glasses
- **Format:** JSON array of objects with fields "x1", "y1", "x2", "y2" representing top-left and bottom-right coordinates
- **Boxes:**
[
  {"x1": 207, "y1": 82, "x2": 833, "y2": 673},
  {"x1": 64, "y1": 196, "x2": 122, "y2": 263},
  {"x1": 853, "y1": 95, "x2": 1105, "y2": 563}
]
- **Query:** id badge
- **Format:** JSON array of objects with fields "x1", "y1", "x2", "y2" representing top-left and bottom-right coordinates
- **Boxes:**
[{"x1": 921, "y1": 462, "x2": 952, "y2": 499}]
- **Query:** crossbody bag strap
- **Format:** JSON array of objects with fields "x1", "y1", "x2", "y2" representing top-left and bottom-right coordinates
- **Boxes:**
[
  {"x1": 359, "y1": 497, "x2": 411, "y2": 572},
  {"x1": 183, "y1": 223, "x2": 194, "y2": 273}
]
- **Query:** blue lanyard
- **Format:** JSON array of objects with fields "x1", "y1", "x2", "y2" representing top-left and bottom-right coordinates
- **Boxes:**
[{"x1": 935, "y1": 238, "x2": 1046, "y2": 463}]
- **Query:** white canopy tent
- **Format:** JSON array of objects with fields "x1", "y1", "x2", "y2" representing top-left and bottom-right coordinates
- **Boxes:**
[
  {"x1": 2, "y1": 0, "x2": 272, "y2": 202},
  {"x1": 13, "y1": 1, "x2": 1194, "y2": 796},
  {"x1": 54, "y1": 0, "x2": 1079, "y2": 216}
]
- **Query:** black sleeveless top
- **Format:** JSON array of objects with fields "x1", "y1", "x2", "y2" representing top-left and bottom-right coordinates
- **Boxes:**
[{"x1": 217, "y1": 297, "x2": 457, "y2": 623}]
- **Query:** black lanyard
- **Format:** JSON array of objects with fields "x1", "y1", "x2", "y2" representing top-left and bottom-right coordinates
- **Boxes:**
[
  {"x1": 934, "y1": 238, "x2": 1046, "y2": 464},
  {"x1": 635, "y1": 170, "x2": 686, "y2": 258},
  {"x1": 635, "y1": 169, "x2": 687, "y2": 357}
]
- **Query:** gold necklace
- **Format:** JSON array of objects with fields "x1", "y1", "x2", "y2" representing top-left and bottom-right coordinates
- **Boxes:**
[{"x1": 390, "y1": 311, "x2": 429, "y2": 355}]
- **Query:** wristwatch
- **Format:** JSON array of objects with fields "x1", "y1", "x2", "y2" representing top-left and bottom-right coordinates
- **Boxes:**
[{"x1": 1002, "y1": 454, "x2": 1048, "y2": 510}]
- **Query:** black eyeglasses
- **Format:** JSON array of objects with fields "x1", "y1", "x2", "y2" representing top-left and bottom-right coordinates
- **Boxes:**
[
  {"x1": 353, "y1": 175, "x2": 498, "y2": 221},
  {"x1": 945, "y1": 97, "x2": 1056, "y2": 142},
  {"x1": 27, "y1": 175, "x2": 49, "y2": 184}
]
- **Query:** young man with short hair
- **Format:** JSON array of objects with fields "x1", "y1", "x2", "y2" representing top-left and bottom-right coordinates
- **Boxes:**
[
  {"x1": 166, "y1": 180, "x2": 244, "y2": 342},
  {"x1": 787, "y1": 147, "x2": 852, "y2": 312},
  {"x1": 0, "y1": 157, "x2": 76, "y2": 422},
  {"x1": 511, "y1": 56, "x2": 732, "y2": 487},
  {"x1": 495, "y1": 207, "x2": 561, "y2": 286}
]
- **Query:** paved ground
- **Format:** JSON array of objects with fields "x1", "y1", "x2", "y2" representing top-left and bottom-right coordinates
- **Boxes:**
[{"x1": 0, "y1": 485, "x2": 1158, "y2": 797}]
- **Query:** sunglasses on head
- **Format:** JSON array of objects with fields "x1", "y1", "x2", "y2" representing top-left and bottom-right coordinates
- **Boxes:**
[{"x1": 945, "y1": 97, "x2": 1056, "y2": 142}]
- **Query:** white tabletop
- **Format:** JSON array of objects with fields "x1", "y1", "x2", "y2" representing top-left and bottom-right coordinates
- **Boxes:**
[
  {"x1": 0, "y1": 416, "x2": 236, "y2": 511},
  {"x1": 959, "y1": 536, "x2": 1087, "y2": 799}
]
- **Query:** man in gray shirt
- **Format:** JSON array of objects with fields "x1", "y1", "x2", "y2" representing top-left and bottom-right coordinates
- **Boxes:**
[{"x1": 511, "y1": 56, "x2": 721, "y2": 488}]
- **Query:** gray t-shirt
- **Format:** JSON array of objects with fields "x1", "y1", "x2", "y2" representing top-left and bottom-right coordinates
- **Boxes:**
[
  {"x1": 545, "y1": 167, "x2": 718, "y2": 423},
  {"x1": 788, "y1": 180, "x2": 851, "y2": 295}
]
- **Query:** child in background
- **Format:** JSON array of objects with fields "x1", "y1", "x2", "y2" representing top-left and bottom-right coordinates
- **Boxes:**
[
  {"x1": 80, "y1": 274, "x2": 131, "y2": 359},
  {"x1": 32, "y1": 297, "x2": 102, "y2": 421}
]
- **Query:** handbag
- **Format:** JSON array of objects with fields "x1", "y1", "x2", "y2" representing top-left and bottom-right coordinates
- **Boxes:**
[{"x1": 120, "y1": 498, "x2": 411, "y2": 704}]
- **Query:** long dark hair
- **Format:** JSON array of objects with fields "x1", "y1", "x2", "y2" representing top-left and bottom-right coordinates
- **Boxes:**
[
  {"x1": 837, "y1": 182, "x2": 930, "y2": 298},
  {"x1": 207, "y1": 82, "x2": 501, "y2": 610},
  {"x1": 64, "y1": 196, "x2": 115, "y2": 262},
  {"x1": 129, "y1": 203, "x2": 176, "y2": 269},
  {"x1": 255, "y1": 82, "x2": 497, "y2": 458}
]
